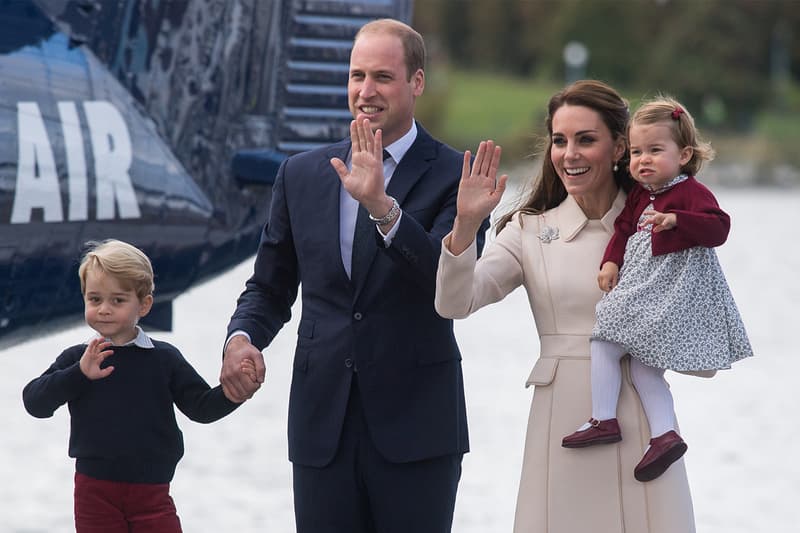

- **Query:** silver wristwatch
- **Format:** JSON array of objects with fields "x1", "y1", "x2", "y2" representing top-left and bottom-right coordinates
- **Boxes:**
[{"x1": 369, "y1": 196, "x2": 401, "y2": 226}]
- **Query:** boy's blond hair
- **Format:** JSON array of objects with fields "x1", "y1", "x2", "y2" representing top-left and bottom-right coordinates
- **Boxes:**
[{"x1": 78, "y1": 240, "x2": 154, "y2": 301}]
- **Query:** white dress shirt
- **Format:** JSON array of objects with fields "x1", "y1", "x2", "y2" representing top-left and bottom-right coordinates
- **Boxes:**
[{"x1": 88, "y1": 325, "x2": 154, "y2": 348}]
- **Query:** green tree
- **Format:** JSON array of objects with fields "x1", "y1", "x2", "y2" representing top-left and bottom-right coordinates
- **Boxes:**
[{"x1": 414, "y1": 0, "x2": 800, "y2": 132}]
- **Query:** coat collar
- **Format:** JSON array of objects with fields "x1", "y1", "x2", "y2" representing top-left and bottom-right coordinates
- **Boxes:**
[{"x1": 556, "y1": 189, "x2": 626, "y2": 242}]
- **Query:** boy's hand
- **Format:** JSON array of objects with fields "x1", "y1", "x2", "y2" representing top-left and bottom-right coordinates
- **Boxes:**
[
  {"x1": 221, "y1": 335, "x2": 264, "y2": 402},
  {"x1": 598, "y1": 262, "x2": 620, "y2": 292},
  {"x1": 240, "y1": 358, "x2": 259, "y2": 383},
  {"x1": 222, "y1": 358, "x2": 260, "y2": 403},
  {"x1": 79, "y1": 338, "x2": 115, "y2": 380}
]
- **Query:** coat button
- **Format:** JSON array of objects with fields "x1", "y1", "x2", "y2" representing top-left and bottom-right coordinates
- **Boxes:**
[
  {"x1": 344, "y1": 358, "x2": 353, "y2": 368},
  {"x1": 353, "y1": 312, "x2": 363, "y2": 320}
]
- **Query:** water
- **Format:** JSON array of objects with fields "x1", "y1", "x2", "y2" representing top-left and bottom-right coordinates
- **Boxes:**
[{"x1": 1, "y1": 187, "x2": 796, "y2": 532}]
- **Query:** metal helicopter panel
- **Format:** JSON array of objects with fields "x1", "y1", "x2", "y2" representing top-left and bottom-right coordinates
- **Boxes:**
[{"x1": 0, "y1": 0, "x2": 413, "y2": 349}]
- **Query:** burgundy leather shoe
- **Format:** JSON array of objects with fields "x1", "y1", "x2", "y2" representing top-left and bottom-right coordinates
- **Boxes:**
[
  {"x1": 634, "y1": 430, "x2": 688, "y2": 482},
  {"x1": 562, "y1": 418, "x2": 622, "y2": 448}
]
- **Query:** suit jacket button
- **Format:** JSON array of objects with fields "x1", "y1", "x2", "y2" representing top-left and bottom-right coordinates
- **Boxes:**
[
  {"x1": 344, "y1": 358, "x2": 353, "y2": 368},
  {"x1": 353, "y1": 312, "x2": 363, "y2": 320}
]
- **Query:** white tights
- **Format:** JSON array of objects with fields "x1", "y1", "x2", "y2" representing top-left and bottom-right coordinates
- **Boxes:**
[{"x1": 590, "y1": 339, "x2": 676, "y2": 438}]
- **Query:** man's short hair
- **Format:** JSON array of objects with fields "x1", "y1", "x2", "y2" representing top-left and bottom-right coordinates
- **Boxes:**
[{"x1": 354, "y1": 18, "x2": 425, "y2": 80}]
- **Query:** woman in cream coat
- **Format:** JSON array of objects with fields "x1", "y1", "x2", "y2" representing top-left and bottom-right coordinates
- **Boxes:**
[{"x1": 435, "y1": 81, "x2": 695, "y2": 532}]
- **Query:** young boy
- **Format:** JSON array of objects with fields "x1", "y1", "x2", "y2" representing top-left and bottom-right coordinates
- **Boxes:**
[{"x1": 23, "y1": 239, "x2": 247, "y2": 532}]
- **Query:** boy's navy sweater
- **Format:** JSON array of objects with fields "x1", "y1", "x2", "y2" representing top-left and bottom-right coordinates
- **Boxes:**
[{"x1": 23, "y1": 340, "x2": 239, "y2": 484}]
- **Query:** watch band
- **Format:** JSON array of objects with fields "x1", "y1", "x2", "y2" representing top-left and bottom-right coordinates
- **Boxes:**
[{"x1": 368, "y1": 196, "x2": 401, "y2": 226}]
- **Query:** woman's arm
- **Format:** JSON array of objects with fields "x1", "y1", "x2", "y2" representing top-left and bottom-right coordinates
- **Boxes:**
[{"x1": 435, "y1": 214, "x2": 525, "y2": 319}]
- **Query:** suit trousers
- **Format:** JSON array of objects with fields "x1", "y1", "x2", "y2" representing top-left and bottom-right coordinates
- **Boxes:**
[{"x1": 292, "y1": 376, "x2": 463, "y2": 533}]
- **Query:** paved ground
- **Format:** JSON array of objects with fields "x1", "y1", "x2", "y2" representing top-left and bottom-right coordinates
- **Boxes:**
[{"x1": 2, "y1": 188, "x2": 796, "y2": 532}]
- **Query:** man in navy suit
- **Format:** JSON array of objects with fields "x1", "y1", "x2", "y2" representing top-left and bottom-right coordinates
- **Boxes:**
[{"x1": 220, "y1": 18, "x2": 488, "y2": 533}]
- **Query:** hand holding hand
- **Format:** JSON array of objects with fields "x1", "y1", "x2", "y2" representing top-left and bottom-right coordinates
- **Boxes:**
[
  {"x1": 643, "y1": 209, "x2": 677, "y2": 233},
  {"x1": 330, "y1": 118, "x2": 392, "y2": 217},
  {"x1": 598, "y1": 262, "x2": 620, "y2": 292},
  {"x1": 240, "y1": 358, "x2": 258, "y2": 383},
  {"x1": 449, "y1": 140, "x2": 508, "y2": 255},
  {"x1": 221, "y1": 335, "x2": 265, "y2": 403},
  {"x1": 79, "y1": 337, "x2": 115, "y2": 380}
]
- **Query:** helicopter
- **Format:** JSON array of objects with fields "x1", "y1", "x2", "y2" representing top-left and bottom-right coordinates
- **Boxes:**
[{"x1": 0, "y1": 0, "x2": 413, "y2": 348}]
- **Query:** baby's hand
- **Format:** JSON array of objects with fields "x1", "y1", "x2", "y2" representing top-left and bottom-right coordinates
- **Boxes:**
[
  {"x1": 79, "y1": 338, "x2": 115, "y2": 380},
  {"x1": 240, "y1": 358, "x2": 259, "y2": 383},
  {"x1": 643, "y1": 209, "x2": 677, "y2": 233},
  {"x1": 598, "y1": 262, "x2": 620, "y2": 292}
]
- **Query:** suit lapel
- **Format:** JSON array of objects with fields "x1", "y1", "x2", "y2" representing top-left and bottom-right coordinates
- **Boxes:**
[{"x1": 385, "y1": 125, "x2": 435, "y2": 204}]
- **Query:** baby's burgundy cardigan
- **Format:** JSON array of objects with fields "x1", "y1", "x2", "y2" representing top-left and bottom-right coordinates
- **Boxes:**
[{"x1": 602, "y1": 176, "x2": 730, "y2": 268}]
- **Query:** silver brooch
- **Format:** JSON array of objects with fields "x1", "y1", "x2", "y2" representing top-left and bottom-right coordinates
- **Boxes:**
[{"x1": 538, "y1": 225, "x2": 559, "y2": 243}]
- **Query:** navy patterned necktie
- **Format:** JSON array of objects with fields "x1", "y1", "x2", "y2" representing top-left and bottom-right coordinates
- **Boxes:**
[{"x1": 351, "y1": 150, "x2": 391, "y2": 282}]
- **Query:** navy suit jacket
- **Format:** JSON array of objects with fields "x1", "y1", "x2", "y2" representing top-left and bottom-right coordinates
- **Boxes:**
[{"x1": 227, "y1": 124, "x2": 487, "y2": 467}]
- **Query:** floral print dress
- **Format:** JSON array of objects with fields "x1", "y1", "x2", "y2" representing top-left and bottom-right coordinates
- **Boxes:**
[{"x1": 592, "y1": 175, "x2": 753, "y2": 371}]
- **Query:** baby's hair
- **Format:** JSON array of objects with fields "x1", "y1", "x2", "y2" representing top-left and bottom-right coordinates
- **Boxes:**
[
  {"x1": 78, "y1": 239, "x2": 154, "y2": 301},
  {"x1": 630, "y1": 95, "x2": 715, "y2": 175}
]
